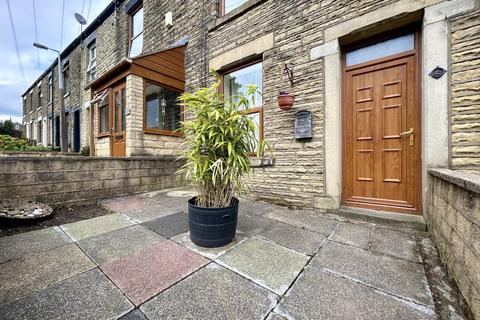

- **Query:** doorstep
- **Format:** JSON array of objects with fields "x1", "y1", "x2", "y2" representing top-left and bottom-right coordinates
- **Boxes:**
[{"x1": 335, "y1": 206, "x2": 427, "y2": 231}]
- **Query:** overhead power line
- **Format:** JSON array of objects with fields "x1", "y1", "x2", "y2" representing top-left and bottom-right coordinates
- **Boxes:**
[
  {"x1": 32, "y1": 0, "x2": 40, "y2": 70},
  {"x1": 6, "y1": 0, "x2": 27, "y2": 86},
  {"x1": 79, "y1": 0, "x2": 86, "y2": 33},
  {"x1": 86, "y1": 0, "x2": 92, "y2": 23}
]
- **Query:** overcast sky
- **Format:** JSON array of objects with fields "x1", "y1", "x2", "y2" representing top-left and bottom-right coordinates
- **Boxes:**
[{"x1": 0, "y1": 0, "x2": 112, "y2": 123}]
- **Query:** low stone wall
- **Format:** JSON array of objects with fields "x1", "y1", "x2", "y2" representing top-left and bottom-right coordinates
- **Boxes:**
[
  {"x1": 0, "y1": 156, "x2": 186, "y2": 205},
  {"x1": 427, "y1": 168, "x2": 480, "y2": 318}
]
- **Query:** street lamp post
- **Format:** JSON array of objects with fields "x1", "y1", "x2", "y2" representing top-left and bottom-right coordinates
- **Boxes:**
[{"x1": 33, "y1": 42, "x2": 67, "y2": 152}]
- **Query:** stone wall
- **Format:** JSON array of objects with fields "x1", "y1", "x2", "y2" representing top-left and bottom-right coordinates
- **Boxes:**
[
  {"x1": 450, "y1": 8, "x2": 480, "y2": 170},
  {"x1": 427, "y1": 169, "x2": 480, "y2": 318},
  {"x1": 206, "y1": 0, "x2": 411, "y2": 207},
  {"x1": 0, "y1": 156, "x2": 186, "y2": 205}
]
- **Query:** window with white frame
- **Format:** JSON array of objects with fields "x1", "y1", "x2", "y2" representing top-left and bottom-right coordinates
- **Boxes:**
[
  {"x1": 63, "y1": 62, "x2": 70, "y2": 95},
  {"x1": 87, "y1": 42, "x2": 97, "y2": 81},
  {"x1": 48, "y1": 73, "x2": 53, "y2": 103},
  {"x1": 129, "y1": 6, "x2": 143, "y2": 57},
  {"x1": 37, "y1": 84, "x2": 42, "y2": 108}
]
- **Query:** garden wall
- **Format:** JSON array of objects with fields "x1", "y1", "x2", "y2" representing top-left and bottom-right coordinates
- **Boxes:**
[
  {"x1": 427, "y1": 168, "x2": 480, "y2": 319},
  {"x1": 0, "y1": 156, "x2": 186, "y2": 205}
]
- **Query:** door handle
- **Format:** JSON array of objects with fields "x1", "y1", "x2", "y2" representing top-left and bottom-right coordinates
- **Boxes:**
[{"x1": 400, "y1": 127, "x2": 414, "y2": 146}]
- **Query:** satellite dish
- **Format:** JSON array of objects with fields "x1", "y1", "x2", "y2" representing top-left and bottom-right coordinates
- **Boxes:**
[{"x1": 75, "y1": 13, "x2": 87, "y2": 25}]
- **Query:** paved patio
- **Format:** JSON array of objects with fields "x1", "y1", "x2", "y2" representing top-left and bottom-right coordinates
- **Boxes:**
[{"x1": 0, "y1": 189, "x2": 467, "y2": 319}]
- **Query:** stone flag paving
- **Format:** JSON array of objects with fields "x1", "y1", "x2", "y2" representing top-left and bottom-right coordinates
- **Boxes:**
[{"x1": 0, "y1": 188, "x2": 468, "y2": 319}]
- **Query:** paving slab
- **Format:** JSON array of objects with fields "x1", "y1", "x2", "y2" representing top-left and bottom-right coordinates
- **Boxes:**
[
  {"x1": 172, "y1": 231, "x2": 248, "y2": 260},
  {"x1": 217, "y1": 237, "x2": 309, "y2": 295},
  {"x1": 239, "y1": 199, "x2": 278, "y2": 216},
  {"x1": 60, "y1": 213, "x2": 135, "y2": 242},
  {"x1": 101, "y1": 195, "x2": 160, "y2": 214},
  {"x1": 119, "y1": 309, "x2": 149, "y2": 320},
  {"x1": 330, "y1": 221, "x2": 371, "y2": 249},
  {"x1": 265, "y1": 209, "x2": 338, "y2": 236},
  {"x1": 259, "y1": 222, "x2": 326, "y2": 255},
  {"x1": 101, "y1": 240, "x2": 208, "y2": 306},
  {"x1": 311, "y1": 241, "x2": 433, "y2": 306},
  {"x1": 237, "y1": 212, "x2": 276, "y2": 235},
  {"x1": 276, "y1": 267, "x2": 435, "y2": 320},
  {"x1": 0, "y1": 268, "x2": 133, "y2": 320},
  {"x1": 141, "y1": 263, "x2": 277, "y2": 320},
  {"x1": 0, "y1": 243, "x2": 95, "y2": 304},
  {"x1": 77, "y1": 225, "x2": 166, "y2": 265},
  {"x1": 142, "y1": 188, "x2": 196, "y2": 203},
  {"x1": 142, "y1": 211, "x2": 188, "y2": 238},
  {"x1": 0, "y1": 226, "x2": 72, "y2": 263},
  {"x1": 121, "y1": 203, "x2": 184, "y2": 223},
  {"x1": 370, "y1": 227, "x2": 422, "y2": 262}
]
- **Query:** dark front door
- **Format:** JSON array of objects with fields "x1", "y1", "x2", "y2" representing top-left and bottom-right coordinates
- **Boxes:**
[
  {"x1": 55, "y1": 116, "x2": 60, "y2": 147},
  {"x1": 111, "y1": 82, "x2": 126, "y2": 157},
  {"x1": 342, "y1": 31, "x2": 421, "y2": 214},
  {"x1": 73, "y1": 110, "x2": 80, "y2": 152}
]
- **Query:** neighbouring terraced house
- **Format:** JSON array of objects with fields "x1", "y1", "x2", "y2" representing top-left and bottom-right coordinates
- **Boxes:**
[{"x1": 21, "y1": 0, "x2": 479, "y2": 211}]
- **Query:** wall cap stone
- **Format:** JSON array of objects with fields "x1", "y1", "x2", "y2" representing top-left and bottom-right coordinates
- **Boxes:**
[
  {"x1": 429, "y1": 168, "x2": 480, "y2": 195},
  {"x1": 0, "y1": 155, "x2": 178, "y2": 162}
]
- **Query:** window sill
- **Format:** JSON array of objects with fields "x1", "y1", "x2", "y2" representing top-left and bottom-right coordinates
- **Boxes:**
[
  {"x1": 208, "y1": 0, "x2": 265, "y2": 32},
  {"x1": 250, "y1": 156, "x2": 274, "y2": 167},
  {"x1": 97, "y1": 133, "x2": 110, "y2": 139},
  {"x1": 143, "y1": 129, "x2": 183, "y2": 137}
]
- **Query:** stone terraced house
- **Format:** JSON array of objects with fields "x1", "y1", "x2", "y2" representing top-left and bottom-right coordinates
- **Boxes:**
[{"x1": 21, "y1": 0, "x2": 479, "y2": 213}]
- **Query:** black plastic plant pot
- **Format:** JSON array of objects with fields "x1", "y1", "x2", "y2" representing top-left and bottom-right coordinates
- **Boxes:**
[{"x1": 188, "y1": 197, "x2": 239, "y2": 248}]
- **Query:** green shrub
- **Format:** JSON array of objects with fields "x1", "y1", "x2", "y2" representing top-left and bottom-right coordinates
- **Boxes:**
[
  {"x1": 179, "y1": 78, "x2": 271, "y2": 208},
  {"x1": 0, "y1": 135, "x2": 49, "y2": 151},
  {"x1": 80, "y1": 146, "x2": 90, "y2": 156}
]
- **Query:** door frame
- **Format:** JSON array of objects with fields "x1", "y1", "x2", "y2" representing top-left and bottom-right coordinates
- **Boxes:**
[
  {"x1": 340, "y1": 27, "x2": 422, "y2": 215},
  {"x1": 109, "y1": 81, "x2": 127, "y2": 157}
]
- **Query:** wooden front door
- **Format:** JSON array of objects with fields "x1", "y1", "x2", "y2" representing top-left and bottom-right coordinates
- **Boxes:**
[
  {"x1": 111, "y1": 83, "x2": 126, "y2": 157},
  {"x1": 342, "y1": 32, "x2": 421, "y2": 214}
]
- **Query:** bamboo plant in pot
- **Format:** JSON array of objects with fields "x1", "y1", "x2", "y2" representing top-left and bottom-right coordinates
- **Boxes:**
[{"x1": 179, "y1": 79, "x2": 267, "y2": 248}]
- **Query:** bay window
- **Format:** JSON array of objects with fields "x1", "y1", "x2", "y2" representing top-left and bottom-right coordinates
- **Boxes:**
[
  {"x1": 98, "y1": 92, "x2": 109, "y2": 135},
  {"x1": 144, "y1": 81, "x2": 182, "y2": 136}
]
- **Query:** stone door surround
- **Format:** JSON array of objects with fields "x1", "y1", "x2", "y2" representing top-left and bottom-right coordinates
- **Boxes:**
[{"x1": 309, "y1": 0, "x2": 477, "y2": 214}]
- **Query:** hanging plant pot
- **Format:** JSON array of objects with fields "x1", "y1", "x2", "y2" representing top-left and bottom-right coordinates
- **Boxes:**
[{"x1": 278, "y1": 91, "x2": 295, "y2": 110}]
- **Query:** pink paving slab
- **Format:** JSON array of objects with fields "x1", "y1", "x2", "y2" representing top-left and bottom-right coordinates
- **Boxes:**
[{"x1": 101, "y1": 240, "x2": 209, "y2": 305}]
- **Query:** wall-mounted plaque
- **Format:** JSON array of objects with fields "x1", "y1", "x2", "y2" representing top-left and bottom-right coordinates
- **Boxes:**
[{"x1": 295, "y1": 110, "x2": 312, "y2": 139}]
